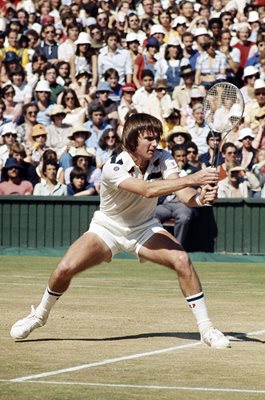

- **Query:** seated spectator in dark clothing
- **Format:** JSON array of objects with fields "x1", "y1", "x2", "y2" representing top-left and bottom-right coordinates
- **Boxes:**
[
  {"x1": 155, "y1": 144, "x2": 199, "y2": 245},
  {"x1": 67, "y1": 167, "x2": 96, "y2": 196},
  {"x1": 36, "y1": 23, "x2": 59, "y2": 63},
  {"x1": 199, "y1": 132, "x2": 223, "y2": 168},
  {"x1": 104, "y1": 68, "x2": 122, "y2": 105},
  {"x1": 88, "y1": 81, "x2": 119, "y2": 131},
  {"x1": 0, "y1": 157, "x2": 33, "y2": 195},
  {"x1": 185, "y1": 141, "x2": 202, "y2": 170},
  {"x1": 172, "y1": 144, "x2": 200, "y2": 175},
  {"x1": 10, "y1": 143, "x2": 39, "y2": 187}
]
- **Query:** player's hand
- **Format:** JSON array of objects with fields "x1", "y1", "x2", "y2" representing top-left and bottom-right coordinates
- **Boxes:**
[
  {"x1": 200, "y1": 184, "x2": 218, "y2": 205},
  {"x1": 190, "y1": 167, "x2": 218, "y2": 187}
]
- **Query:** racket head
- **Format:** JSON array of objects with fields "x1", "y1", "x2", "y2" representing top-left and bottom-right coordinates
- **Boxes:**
[{"x1": 203, "y1": 82, "x2": 245, "y2": 134}]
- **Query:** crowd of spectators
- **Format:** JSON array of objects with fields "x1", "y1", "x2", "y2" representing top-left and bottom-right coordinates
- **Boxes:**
[{"x1": 0, "y1": 0, "x2": 265, "y2": 207}]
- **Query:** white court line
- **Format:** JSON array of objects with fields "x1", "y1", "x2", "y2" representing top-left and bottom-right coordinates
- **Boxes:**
[
  {"x1": 9, "y1": 328, "x2": 265, "y2": 383},
  {"x1": 2, "y1": 380, "x2": 265, "y2": 394},
  {"x1": 10, "y1": 342, "x2": 202, "y2": 382}
]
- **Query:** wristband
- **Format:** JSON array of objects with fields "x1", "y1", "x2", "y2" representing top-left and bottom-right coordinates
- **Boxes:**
[{"x1": 195, "y1": 194, "x2": 204, "y2": 207}]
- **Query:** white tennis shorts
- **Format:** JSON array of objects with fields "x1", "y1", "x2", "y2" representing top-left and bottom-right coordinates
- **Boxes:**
[{"x1": 87, "y1": 210, "x2": 166, "y2": 258}]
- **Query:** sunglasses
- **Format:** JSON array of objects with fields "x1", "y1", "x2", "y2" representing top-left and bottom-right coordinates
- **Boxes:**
[
  {"x1": 5, "y1": 133, "x2": 17, "y2": 137},
  {"x1": 27, "y1": 111, "x2": 37, "y2": 115},
  {"x1": 106, "y1": 135, "x2": 115, "y2": 139},
  {"x1": 65, "y1": 96, "x2": 75, "y2": 100},
  {"x1": 45, "y1": 30, "x2": 55, "y2": 34},
  {"x1": 5, "y1": 91, "x2": 15, "y2": 96},
  {"x1": 35, "y1": 134, "x2": 46, "y2": 138},
  {"x1": 98, "y1": 90, "x2": 109, "y2": 94},
  {"x1": 255, "y1": 91, "x2": 265, "y2": 96},
  {"x1": 187, "y1": 150, "x2": 197, "y2": 154},
  {"x1": 226, "y1": 151, "x2": 236, "y2": 154}
]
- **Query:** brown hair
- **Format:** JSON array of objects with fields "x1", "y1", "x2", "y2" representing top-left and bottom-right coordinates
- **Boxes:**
[{"x1": 122, "y1": 113, "x2": 162, "y2": 152}]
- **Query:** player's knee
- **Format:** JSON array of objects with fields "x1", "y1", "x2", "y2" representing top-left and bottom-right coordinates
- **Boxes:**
[
  {"x1": 172, "y1": 251, "x2": 192, "y2": 277},
  {"x1": 56, "y1": 259, "x2": 77, "y2": 281}
]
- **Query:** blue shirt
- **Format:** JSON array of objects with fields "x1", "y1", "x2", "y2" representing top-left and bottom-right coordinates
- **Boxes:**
[{"x1": 85, "y1": 120, "x2": 112, "y2": 152}]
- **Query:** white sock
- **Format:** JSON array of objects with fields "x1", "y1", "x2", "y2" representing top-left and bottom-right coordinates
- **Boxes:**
[
  {"x1": 35, "y1": 287, "x2": 63, "y2": 321},
  {"x1": 186, "y1": 291, "x2": 213, "y2": 334}
]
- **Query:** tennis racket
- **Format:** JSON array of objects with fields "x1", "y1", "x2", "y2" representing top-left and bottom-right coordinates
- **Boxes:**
[
  {"x1": 203, "y1": 82, "x2": 245, "y2": 204},
  {"x1": 203, "y1": 81, "x2": 245, "y2": 167}
]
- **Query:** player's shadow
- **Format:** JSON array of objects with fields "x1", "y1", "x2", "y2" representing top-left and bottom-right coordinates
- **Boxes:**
[{"x1": 18, "y1": 331, "x2": 265, "y2": 343}]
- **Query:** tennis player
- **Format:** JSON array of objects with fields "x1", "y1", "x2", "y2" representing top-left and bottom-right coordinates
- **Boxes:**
[{"x1": 11, "y1": 113, "x2": 230, "y2": 348}]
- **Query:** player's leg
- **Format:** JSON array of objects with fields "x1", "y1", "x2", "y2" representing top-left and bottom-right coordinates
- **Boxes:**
[
  {"x1": 138, "y1": 230, "x2": 230, "y2": 348},
  {"x1": 10, "y1": 233, "x2": 112, "y2": 340}
]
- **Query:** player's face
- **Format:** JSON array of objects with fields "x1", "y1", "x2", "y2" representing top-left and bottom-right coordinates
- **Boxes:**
[{"x1": 135, "y1": 131, "x2": 160, "y2": 159}]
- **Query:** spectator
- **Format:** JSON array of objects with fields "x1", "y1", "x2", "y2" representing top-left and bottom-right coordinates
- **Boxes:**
[
  {"x1": 199, "y1": 132, "x2": 223, "y2": 168},
  {"x1": 96, "y1": 128, "x2": 121, "y2": 169},
  {"x1": 0, "y1": 99, "x2": 10, "y2": 128},
  {"x1": 172, "y1": 65, "x2": 195, "y2": 109},
  {"x1": 4, "y1": 29, "x2": 29, "y2": 68},
  {"x1": 16, "y1": 103, "x2": 39, "y2": 148},
  {"x1": 88, "y1": 24, "x2": 104, "y2": 53},
  {"x1": 59, "y1": 88, "x2": 87, "y2": 125},
  {"x1": 232, "y1": 22, "x2": 257, "y2": 84},
  {"x1": 104, "y1": 68, "x2": 122, "y2": 105},
  {"x1": 166, "y1": 125, "x2": 191, "y2": 152},
  {"x1": 244, "y1": 79, "x2": 265, "y2": 130},
  {"x1": 189, "y1": 103, "x2": 209, "y2": 155},
  {"x1": 117, "y1": 83, "x2": 137, "y2": 128},
  {"x1": 126, "y1": 13, "x2": 146, "y2": 46},
  {"x1": 149, "y1": 79, "x2": 173, "y2": 123},
  {"x1": 67, "y1": 166, "x2": 95, "y2": 196},
  {"x1": 181, "y1": 31, "x2": 198, "y2": 70},
  {"x1": 0, "y1": 51, "x2": 22, "y2": 86},
  {"x1": 132, "y1": 69, "x2": 155, "y2": 113},
  {"x1": 24, "y1": 51, "x2": 48, "y2": 89},
  {"x1": 69, "y1": 31, "x2": 98, "y2": 88},
  {"x1": 155, "y1": 37, "x2": 185, "y2": 94},
  {"x1": 126, "y1": 32, "x2": 141, "y2": 66},
  {"x1": 172, "y1": 143, "x2": 200, "y2": 174},
  {"x1": 218, "y1": 161, "x2": 260, "y2": 198},
  {"x1": 181, "y1": 86, "x2": 205, "y2": 129},
  {"x1": 98, "y1": 30, "x2": 133, "y2": 85},
  {"x1": 43, "y1": 63, "x2": 64, "y2": 103},
  {"x1": 218, "y1": 28, "x2": 240, "y2": 84},
  {"x1": 35, "y1": 149, "x2": 65, "y2": 184},
  {"x1": 64, "y1": 148, "x2": 101, "y2": 195},
  {"x1": 89, "y1": 81, "x2": 119, "y2": 131},
  {"x1": 58, "y1": 22, "x2": 80, "y2": 62},
  {"x1": 56, "y1": 61, "x2": 71, "y2": 87},
  {"x1": 30, "y1": 124, "x2": 49, "y2": 165},
  {"x1": 246, "y1": 32, "x2": 265, "y2": 69},
  {"x1": 195, "y1": 37, "x2": 227, "y2": 91},
  {"x1": 46, "y1": 104, "x2": 72, "y2": 160},
  {"x1": 60, "y1": 122, "x2": 91, "y2": 170},
  {"x1": 218, "y1": 142, "x2": 238, "y2": 181},
  {"x1": 237, "y1": 127, "x2": 257, "y2": 171},
  {"x1": 10, "y1": 142, "x2": 39, "y2": 187},
  {"x1": 185, "y1": 141, "x2": 201, "y2": 170},
  {"x1": 0, "y1": 123, "x2": 18, "y2": 172},
  {"x1": 36, "y1": 23, "x2": 59, "y2": 63},
  {"x1": 34, "y1": 80, "x2": 54, "y2": 125},
  {"x1": 133, "y1": 36, "x2": 160, "y2": 88},
  {"x1": 9, "y1": 67, "x2": 33, "y2": 104},
  {"x1": 2, "y1": 84, "x2": 23, "y2": 124},
  {"x1": 252, "y1": 148, "x2": 265, "y2": 196},
  {"x1": 240, "y1": 65, "x2": 259, "y2": 105},
  {"x1": 33, "y1": 159, "x2": 67, "y2": 196},
  {"x1": 0, "y1": 157, "x2": 33, "y2": 195},
  {"x1": 85, "y1": 104, "x2": 112, "y2": 153}
]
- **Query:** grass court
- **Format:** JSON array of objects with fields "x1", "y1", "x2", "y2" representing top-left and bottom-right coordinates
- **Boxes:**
[{"x1": 1, "y1": 255, "x2": 265, "y2": 400}]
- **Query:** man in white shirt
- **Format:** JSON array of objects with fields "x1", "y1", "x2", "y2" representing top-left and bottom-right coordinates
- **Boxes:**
[
  {"x1": 58, "y1": 23, "x2": 80, "y2": 62},
  {"x1": 10, "y1": 113, "x2": 230, "y2": 350},
  {"x1": 98, "y1": 30, "x2": 133, "y2": 85}
]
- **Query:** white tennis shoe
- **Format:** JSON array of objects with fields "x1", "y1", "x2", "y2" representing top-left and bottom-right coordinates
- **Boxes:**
[
  {"x1": 10, "y1": 306, "x2": 46, "y2": 340},
  {"x1": 201, "y1": 327, "x2": 231, "y2": 349}
]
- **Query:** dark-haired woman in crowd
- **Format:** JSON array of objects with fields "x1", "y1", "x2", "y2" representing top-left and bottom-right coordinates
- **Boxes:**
[
  {"x1": 59, "y1": 88, "x2": 87, "y2": 124},
  {"x1": 96, "y1": 128, "x2": 121, "y2": 169}
]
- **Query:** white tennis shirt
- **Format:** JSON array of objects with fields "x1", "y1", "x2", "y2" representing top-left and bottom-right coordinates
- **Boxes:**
[{"x1": 100, "y1": 149, "x2": 180, "y2": 227}]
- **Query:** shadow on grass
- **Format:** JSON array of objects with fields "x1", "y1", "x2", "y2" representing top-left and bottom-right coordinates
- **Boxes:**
[{"x1": 16, "y1": 331, "x2": 265, "y2": 344}]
